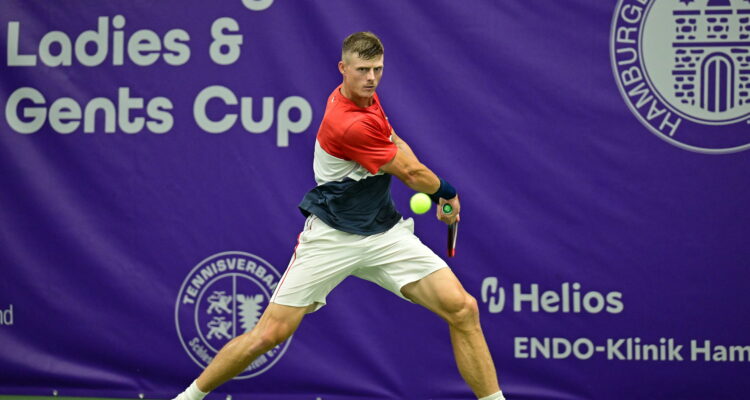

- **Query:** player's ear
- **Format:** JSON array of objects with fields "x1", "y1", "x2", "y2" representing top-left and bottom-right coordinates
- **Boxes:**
[{"x1": 338, "y1": 60, "x2": 345, "y2": 75}]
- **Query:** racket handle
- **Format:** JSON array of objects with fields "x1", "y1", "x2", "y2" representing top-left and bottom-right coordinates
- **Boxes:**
[
  {"x1": 443, "y1": 203, "x2": 457, "y2": 257},
  {"x1": 447, "y1": 222, "x2": 458, "y2": 258}
]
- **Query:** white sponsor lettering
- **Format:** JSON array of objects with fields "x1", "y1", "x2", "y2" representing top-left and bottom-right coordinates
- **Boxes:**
[
  {"x1": 0, "y1": 304, "x2": 13, "y2": 326},
  {"x1": 481, "y1": 277, "x2": 623, "y2": 314},
  {"x1": 692, "y1": 340, "x2": 750, "y2": 362},
  {"x1": 6, "y1": 16, "x2": 190, "y2": 67},
  {"x1": 515, "y1": 337, "x2": 750, "y2": 363},
  {"x1": 193, "y1": 85, "x2": 312, "y2": 147},
  {"x1": 5, "y1": 87, "x2": 173, "y2": 135}
]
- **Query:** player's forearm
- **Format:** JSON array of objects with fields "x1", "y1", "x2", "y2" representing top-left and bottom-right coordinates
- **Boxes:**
[
  {"x1": 381, "y1": 131, "x2": 442, "y2": 193},
  {"x1": 388, "y1": 132, "x2": 439, "y2": 192},
  {"x1": 398, "y1": 163, "x2": 440, "y2": 194}
]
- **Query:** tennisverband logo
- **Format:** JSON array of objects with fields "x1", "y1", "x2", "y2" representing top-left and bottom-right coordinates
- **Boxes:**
[
  {"x1": 175, "y1": 251, "x2": 289, "y2": 379},
  {"x1": 611, "y1": 0, "x2": 750, "y2": 154}
]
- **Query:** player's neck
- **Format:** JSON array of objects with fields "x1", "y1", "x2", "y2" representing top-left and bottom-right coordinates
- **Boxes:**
[{"x1": 339, "y1": 85, "x2": 374, "y2": 108}]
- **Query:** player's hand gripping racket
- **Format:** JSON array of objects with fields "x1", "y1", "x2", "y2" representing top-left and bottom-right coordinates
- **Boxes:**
[{"x1": 442, "y1": 203, "x2": 458, "y2": 257}]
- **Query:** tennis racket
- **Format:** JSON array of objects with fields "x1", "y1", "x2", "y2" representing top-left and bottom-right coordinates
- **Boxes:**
[{"x1": 442, "y1": 203, "x2": 458, "y2": 258}]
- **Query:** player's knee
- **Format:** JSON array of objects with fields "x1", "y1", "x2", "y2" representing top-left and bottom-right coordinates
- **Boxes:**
[
  {"x1": 251, "y1": 331, "x2": 277, "y2": 353},
  {"x1": 266, "y1": 322, "x2": 296, "y2": 347},
  {"x1": 247, "y1": 322, "x2": 296, "y2": 353},
  {"x1": 444, "y1": 293, "x2": 479, "y2": 330}
]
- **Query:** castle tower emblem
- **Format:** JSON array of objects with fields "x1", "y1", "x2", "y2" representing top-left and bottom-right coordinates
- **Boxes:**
[
  {"x1": 672, "y1": 0, "x2": 750, "y2": 115},
  {"x1": 611, "y1": 0, "x2": 750, "y2": 153}
]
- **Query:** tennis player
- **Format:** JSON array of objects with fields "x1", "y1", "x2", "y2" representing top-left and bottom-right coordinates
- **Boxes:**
[{"x1": 173, "y1": 31, "x2": 506, "y2": 400}]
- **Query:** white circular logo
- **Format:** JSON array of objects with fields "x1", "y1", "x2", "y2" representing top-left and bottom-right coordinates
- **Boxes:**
[
  {"x1": 611, "y1": 0, "x2": 750, "y2": 153},
  {"x1": 175, "y1": 251, "x2": 289, "y2": 379}
]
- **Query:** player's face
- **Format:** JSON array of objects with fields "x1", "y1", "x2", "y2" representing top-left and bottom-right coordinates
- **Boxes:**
[{"x1": 340, "y1": 53, "x2": 384, "y2": 101}]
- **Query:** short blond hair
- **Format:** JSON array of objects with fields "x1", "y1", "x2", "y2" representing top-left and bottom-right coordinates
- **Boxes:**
[{"x1": 342, "y1": 31, "x2": 384, "y2": 61}]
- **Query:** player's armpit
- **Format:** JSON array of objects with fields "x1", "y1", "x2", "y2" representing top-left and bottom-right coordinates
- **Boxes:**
[{"x1": 380, "y1": 148, "x2": 440, "y2": 194}]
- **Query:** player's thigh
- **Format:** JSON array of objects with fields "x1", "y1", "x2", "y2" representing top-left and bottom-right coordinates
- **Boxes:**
[
  {"x1": 272, "y1": 215, "x2": 361, "y2": 311},
  {"x1": 400, "y1": 268, "x2": 474, "y2": 321},
  {"x1": 356, "y1": 217, "x2": 449, "y2": 301}
]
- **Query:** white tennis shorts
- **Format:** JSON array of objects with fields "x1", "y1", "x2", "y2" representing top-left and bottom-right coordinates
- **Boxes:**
[{"x1": 270, "y1": 215, "x2": 449, "y2": 312}]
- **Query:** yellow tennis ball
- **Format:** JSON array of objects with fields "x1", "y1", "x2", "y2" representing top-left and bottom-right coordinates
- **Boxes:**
[{"x1": 410, "y1": 193, "x2": 432, "y2": 214}]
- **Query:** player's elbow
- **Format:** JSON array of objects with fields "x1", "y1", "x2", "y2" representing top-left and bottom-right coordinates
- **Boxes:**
[{"x1": 400, "y1": 163, "x2": 430, "y2": 187}]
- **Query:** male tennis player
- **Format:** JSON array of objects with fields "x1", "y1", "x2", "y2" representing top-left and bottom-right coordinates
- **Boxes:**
[{"x1": 173, "y1": 32, "x2": 506, "y2": 400}]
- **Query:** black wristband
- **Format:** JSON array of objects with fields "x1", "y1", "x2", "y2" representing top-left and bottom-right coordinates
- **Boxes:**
[{"x1": 429, "y1": 178, "x2": 457, "y2": 203}]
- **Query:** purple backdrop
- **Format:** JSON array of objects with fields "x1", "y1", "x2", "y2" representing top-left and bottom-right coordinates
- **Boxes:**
[{"x1": 1, "y1": 1, "x2": 749, "y2": 399}]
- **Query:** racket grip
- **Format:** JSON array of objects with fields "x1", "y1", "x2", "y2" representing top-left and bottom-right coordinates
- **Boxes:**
[
  {"x1": 447, "y1": 222, "x2": 458, "y2": 258},
  {"x1": 443, "y1": 203, "x2": 457, "y2": 257}
]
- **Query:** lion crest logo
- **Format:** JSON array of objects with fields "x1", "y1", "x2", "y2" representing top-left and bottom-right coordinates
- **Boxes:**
[{"x1": 175, "y1": 251, "x2": 290, "y2": 379}]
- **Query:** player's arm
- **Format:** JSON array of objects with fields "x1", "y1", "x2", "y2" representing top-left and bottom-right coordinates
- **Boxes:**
[
  {"x1": 381, "y1": 130, "x2": 440, "y2": 194},
  {"x1": 381, "y1": 131, "x2": 460, "y2": 224},
  {"x1": 389, "y1": 130, "x2": 418, "y2": 161}
]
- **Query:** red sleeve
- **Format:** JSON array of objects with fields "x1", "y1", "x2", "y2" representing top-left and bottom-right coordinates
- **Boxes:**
[{"x1": 340, "y1": 117, "x2": 397, "y2": 174}]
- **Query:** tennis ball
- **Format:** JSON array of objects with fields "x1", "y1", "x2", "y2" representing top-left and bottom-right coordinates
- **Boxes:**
[{"x1": 410, "y1": 193, "x2": 432, "y2": 214}]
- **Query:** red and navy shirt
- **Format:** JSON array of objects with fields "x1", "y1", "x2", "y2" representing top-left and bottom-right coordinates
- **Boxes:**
[{"x1": 298, "y1": 85, "x2": 402, "y2": 235}]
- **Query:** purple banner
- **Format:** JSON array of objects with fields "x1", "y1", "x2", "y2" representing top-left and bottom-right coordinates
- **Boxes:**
[{"x1": 1, "y1": 1, "x2": 749, "y2": 399}]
